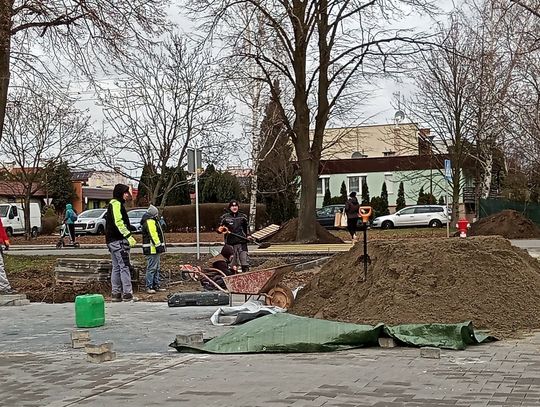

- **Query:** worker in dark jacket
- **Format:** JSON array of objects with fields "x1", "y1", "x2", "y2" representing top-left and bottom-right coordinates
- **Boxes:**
[
  {"x1": 344, "y1": 191, "x2": 360, "y2": 242},
  {"x1": 105, "y1": 183, "x2": 137, "y2": 302},
  {"x1": 201, "y1": 244, "x2": 235, "y2": 291},
  {"x1": 219, "y1": 200, "x2": 250, "y2": 272},
  {"x1": 141, "y1": 205, "x2": 166, "y2": 294}
]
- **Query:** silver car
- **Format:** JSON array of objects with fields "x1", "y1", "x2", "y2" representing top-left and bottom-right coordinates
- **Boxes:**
[
  {"x1": 73, "y1": 208, "x2": 107, "y2": 235},
  {"x1": 372, "y1": 205, "x2": 449, "y2": 229}
]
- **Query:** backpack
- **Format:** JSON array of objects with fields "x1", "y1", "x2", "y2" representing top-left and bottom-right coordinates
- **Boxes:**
[{"x1": 70, "y1": 211, "x2": 78, "y2": 222}]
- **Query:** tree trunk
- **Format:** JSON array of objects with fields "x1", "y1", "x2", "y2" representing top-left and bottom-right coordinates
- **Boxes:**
[
  {"x1": 296, "y1": 158, "x2": 318, "y2": 242},
  {"x1": 248, "y1": 170, "x2": 258, "y2": 233},
  {"x1": 480, "y1": 151, "x2": 493, "y2": 199},
  {"x1": 24, "y1": 193, "x2": 31, "y2": 240},
  {"x1": 0, "y1": 0, "x2": 12, "y2": 143}
]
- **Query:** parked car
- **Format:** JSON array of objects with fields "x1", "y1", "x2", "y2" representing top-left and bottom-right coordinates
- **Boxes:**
[
  {"x1": 316, "y1": 204, "x2": 344, "y2": 228},
  {"x1": 127, "y1": 208, "x2": 147, "y2": 233},
  {"x1": 72, "y1": 208, "x2": 107, "y2": 235},
  {"x1": 371, "y1": 205, "x2": 449, "y2": 229}
]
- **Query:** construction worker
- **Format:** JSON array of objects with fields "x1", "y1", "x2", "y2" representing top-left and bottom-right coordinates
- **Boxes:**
[
  {"x1": 219, "y1": 200, "x2": 250, "y2": 273},
  {"x1": 141, "y1": 205, "x2": 166, "y2": 294},
  {"x1": 344, "y1": 191, "x2": 360, "y2": 242},
  {"x1": 105, "y1": 184, "x2": 137, "y2": 302},
  {"x1": 0, "y1": 217, "x2": 14, "y2": 294}
]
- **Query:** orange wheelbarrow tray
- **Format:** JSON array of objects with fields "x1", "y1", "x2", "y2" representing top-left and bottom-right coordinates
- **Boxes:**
[{"x1": 222, "y1": 264, "x2": 297, "y2": 308}]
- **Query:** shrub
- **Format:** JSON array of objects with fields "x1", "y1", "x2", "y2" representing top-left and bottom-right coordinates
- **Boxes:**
[
  {"x1": 163, "y1": 203, "x2": 268, "y2": 232},
  {"x1": 41, "y1": 216, "x2": 58, "y2": 235}
]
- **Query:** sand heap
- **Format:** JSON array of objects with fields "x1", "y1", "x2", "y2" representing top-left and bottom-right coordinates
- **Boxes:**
[
  {"x1": 291, "y1": 236, "x2": 540, "y2": 338},
  {"x1": 266, "y1": 218, "x2": 343, "y2": 244},
  {"x1": 469, "y1": 210, "x2": 540, "y2": 239}
]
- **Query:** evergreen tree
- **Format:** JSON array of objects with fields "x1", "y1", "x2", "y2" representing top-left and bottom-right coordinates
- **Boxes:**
[
  {"x1": 323, "y1": 188, "x2": 331, "y2": 206},
  {"x1": 396, "y1": 181, "x2": 406, "y2": 211},
  {"x1": 379, "y1": 182, "x2": 390, "y2": 216},
  {"x1": 340, "y1": 181, "x2": 348, "y2": 203},
  {"x1": 45, "y1": 162, "x2": 76, "y2": 214},
  {"x1": 417, "y1": 186, "x2": 425, "y2": 204},
  {"x1": 136, "y1": 164, "x2": 155, "y2": 206},
  {"x1": 159, "y1": 167, "x2": 190, "y2": 206},
  {"x1": 438, "y1": 196, "x2": 445, "y2": 205},
  {"x1": 370, "y1": 196, "x2": 387, "y2": 218},
  {"x1": 361, "y1": 178, "x2": 370, "y2": 205},
  {"x1": 256, "y1": 81, "x2": 299, "y2": 223},
  {"x1": 201, "y1": 170, "x2": 242, "y2": 203}
]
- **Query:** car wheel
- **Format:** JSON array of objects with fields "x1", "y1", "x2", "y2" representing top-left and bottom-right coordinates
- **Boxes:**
[
  {"x1": 429, "y1": 219, "x2": 443, "y2": 228},
  {"x1": 31, "y1": 227, "x2": 38, "y2": 238},
  {"x1": 5, "y1": 227, "x2": 13, "y2": 237},
  {"x1": 381, "y1": 220, "x2": 394, "y2": 229},
  {"x1": 97, "y1": 225, "x2": 105, "y2": 235}
]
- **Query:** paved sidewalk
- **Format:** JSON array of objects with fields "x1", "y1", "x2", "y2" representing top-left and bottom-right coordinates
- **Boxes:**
[{"x1": 2, "y1": 303, "x2": 540, "y2": 406}]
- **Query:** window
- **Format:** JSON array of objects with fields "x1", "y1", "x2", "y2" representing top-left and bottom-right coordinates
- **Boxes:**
[
  {"x1": 317, "y1": 177, "x2": 330, "y2": 195},
  {"x1": 398, "y1": 208, "x2": 415, "y2": 215},
  {"x1": 414, "y1": 207, "x2": 431, "y2": 214},
  {"x1": 383, "y1": 151, "x2": 396, "y2": 157},
  {"x1": 10, "y1": 206, "x2": 17, "y2": 217},
  {"x1": 347, "y1": 175, "x2": 367, "y2": 195},
  {"x1": 384, "y1": 173, "x2": 394, "y2": 194}
]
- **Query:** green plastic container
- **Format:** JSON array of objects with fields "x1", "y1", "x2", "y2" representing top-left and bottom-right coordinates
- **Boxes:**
[{"x1": 75, "y1": 294, "x2": 105, "y2": 328}]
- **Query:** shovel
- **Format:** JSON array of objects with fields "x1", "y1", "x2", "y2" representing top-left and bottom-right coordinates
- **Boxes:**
[{"x1": 220, "y1": 227, "x2": 271, "y2": 249}]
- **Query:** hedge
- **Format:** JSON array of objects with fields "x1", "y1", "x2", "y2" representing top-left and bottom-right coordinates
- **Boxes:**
[{"x1": 162, "y1": 203, "x2": 268, "y2": 232}]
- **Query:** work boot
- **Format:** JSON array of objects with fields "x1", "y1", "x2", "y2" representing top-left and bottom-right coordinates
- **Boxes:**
[
  {"x1": 146, "y1": 288, "x2": 156, "y2": 294},
  {"x1": 154, "y1": 286, "x2": 167, "y2": 292},
  {"x1": 122, "y1": 293, "x2": 139, "y2": 302},
  {"x1": 241, "y1": 266, "x2": 250, "y2": 273},
  {"x1": 111, "y1": 293, "x2": 122, "y2": 302}
]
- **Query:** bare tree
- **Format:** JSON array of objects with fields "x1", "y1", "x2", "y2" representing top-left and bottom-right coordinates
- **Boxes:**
[
  {"x1": 191, "y1": 0, "x2": 437, "y2": 242},
  {"x1": 0, "y1": 78, "x2": 94, "y2": 238},
  {"x1": 98, "y1": 34, "x2": 235, "y2": 207},
  {"x1": 0, "y1": 0, "x2": 170, "y2": 143}
]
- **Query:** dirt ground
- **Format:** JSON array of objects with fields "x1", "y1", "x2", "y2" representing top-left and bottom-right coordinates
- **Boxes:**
[
  {"x1": 469, "y1": 210, "x2": 540, "y2": 239},
  {"x1": 291, "y1": 236, "x2": 540, "y2": 339},
  {"x1": 6, "y1": 253, "x2": 323, "y2": 304}
]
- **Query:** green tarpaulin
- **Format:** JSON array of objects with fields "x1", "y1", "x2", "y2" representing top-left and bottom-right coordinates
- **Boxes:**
[{"x1": 170, "y1": 313, "x2": 496, "y2": 354}]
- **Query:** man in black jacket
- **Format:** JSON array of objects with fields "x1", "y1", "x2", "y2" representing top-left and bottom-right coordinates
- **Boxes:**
[
  {"x1": 105, "y1": 184, "x2": 137, "y2": 302},
  {"x1": 219, "y1": 200, "x2": 250, "y2": 272}
]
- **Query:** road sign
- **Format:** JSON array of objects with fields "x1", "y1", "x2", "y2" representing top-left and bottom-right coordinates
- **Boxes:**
[
  {"x1": 187, "y1": 148, "x2": 202, "y2": 174},
  {"x1": 444, "y1": 159, "x2": 451, "y2": 181}
]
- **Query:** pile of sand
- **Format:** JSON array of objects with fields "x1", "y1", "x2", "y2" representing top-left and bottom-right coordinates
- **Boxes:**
[
  {"x1": 469, "y1": 210, "x2": 540, "y2": 239},
  {"x1": 266, "y1": 218, "x2": 343, "y2": 244},
  {"x1": 291, "y1": 236, "x2": 540, "y2": 338}
]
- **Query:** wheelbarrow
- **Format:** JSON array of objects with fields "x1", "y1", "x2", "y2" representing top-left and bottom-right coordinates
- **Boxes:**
[
  {"x1": 222, "y1": 264, "x2": 296, "y2": 309},
  {"x1": 179, "y1": 264, "x2": 296, "y2": 309}
]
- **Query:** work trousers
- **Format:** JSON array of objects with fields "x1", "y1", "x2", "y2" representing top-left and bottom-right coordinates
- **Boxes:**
[
  {"x1": 107, "y1": 239, "x2": 133, "y2": 295},
  {"x1": 145, "y1": 254, "x2": 161, "y2": 289},
  {"x1": 0, "y1": 249, "x2": 11, "y2": 292}
]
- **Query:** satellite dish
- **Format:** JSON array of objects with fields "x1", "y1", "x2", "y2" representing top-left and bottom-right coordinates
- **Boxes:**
[{"x1": 394, "y1": 110, "x2": 405, "y2": 123}]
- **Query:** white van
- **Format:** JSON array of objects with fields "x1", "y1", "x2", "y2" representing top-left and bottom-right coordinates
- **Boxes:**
[{"x1": 0, "y1": 203, "x2": 42, "y2": 237}]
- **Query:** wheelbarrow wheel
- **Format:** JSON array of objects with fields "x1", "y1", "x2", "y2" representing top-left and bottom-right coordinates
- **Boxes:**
[{"x1": 265, "y1": 283, "x2": 294, "y2": 309}]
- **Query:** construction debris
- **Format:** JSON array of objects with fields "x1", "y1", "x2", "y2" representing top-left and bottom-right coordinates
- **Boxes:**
[
  {"x1": 0, "y1": 294, "x2": 30, "y2": 306},
  {"x1": 85, "y1": 342, "x2": 116, "y2": 363},
  {"x1": 71, "y1": 330, "x2": 91, "y2": 349}
]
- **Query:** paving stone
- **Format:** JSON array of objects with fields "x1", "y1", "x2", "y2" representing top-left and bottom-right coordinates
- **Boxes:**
[
  {"x1": 420, "y1": 347, "x2": 441, "y2": 359},
  {"x1": 85, "y1": 342, "x2": 113, "y2": 355}
]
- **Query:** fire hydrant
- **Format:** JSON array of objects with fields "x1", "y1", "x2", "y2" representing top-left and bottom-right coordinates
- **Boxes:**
[{"x1": 457, "y1": 219, "x2": 470, "y2": 238}]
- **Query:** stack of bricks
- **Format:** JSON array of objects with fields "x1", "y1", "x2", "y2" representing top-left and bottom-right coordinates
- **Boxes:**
[
  {"x1": 0, "y1": 294, "x2": 30, "y2": 306},
  {"x1": 85, "y1": 342, "x2": 116, "y2": 363},
  {"x1": 71, "y1": 330, "x2": 91, "y2": 349},
  {"x1": 175, "y1": 332, "x2": 204, "y2": 347}
]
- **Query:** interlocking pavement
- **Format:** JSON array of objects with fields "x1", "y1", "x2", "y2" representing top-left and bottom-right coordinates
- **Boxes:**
[{"x1": 2, "y1": 303, "x2": 540, "y2": 406}]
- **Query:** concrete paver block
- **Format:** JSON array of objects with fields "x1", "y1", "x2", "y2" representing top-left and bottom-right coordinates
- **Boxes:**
[
  {"x1": 85, "y1": 342, "x2": 113, "y2": 355},
  {"x1": 175, "y1": 333, "x2": 203, "y2": 345},
  {"x1": 87, "y1": 351, "x2": 116, "y2": 363},
  {"x1": 0, "y1": 294, "x2": 29, "y2": 306},
  {"x1": 72, "y1": 339, "x2": 90, "y2": 349},
  {"x1": 71, "y1": 330, "x2": 90, "y2": 340},
  {"x1": 378, "y1": 337, "x2": 397, "y2": 348},
  {"x1": 420, "y1": 347, "x2": 441, "y2": 359}
]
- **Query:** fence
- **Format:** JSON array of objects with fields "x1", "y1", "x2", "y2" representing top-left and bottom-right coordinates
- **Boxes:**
[{"x1": 479, "y1": 198, "x2": 540, "y2": 225}]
